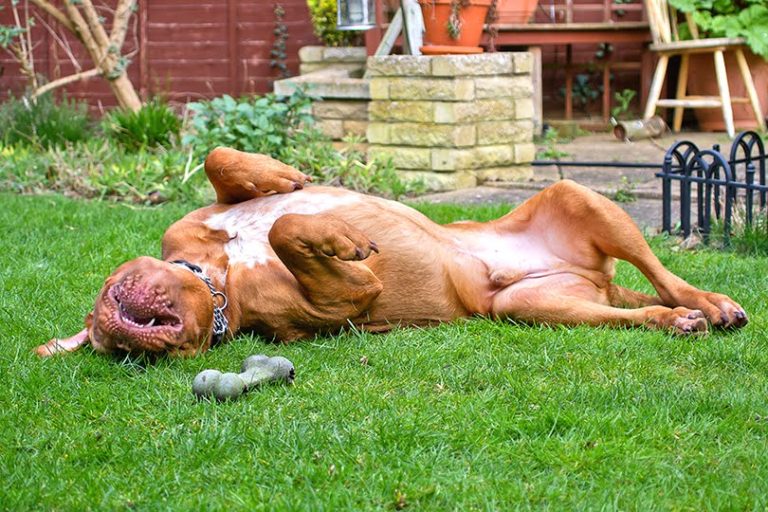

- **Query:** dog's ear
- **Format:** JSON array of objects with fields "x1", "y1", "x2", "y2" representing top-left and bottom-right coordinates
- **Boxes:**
[{"x1": 35, "y1": 312, "x2": 93, "y2": 357}]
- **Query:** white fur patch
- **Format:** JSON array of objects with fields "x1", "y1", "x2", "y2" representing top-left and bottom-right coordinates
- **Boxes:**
[{"x1": 205, "y1": 191, "x2": 362, "y2": 267}]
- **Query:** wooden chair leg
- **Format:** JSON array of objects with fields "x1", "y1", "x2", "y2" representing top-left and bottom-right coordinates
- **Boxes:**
[
  {"x1": 713, "y1": 50, "x2": 735, "y2": 138},
  {"x1": 734, "y1": 48, "x2": 767, "y2": 131},
  {"x1": 672, "y1": 54, "x2": 689, "y2": 132},
  {"x1": 644, "y1": 54, "x2": 668, "y2": 120}
]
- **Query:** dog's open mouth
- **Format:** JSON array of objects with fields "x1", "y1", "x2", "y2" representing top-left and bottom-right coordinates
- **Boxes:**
[
  {"x1": 108, "y1": 284, "x2": 182, "y2": 334},
  {"x1": 118, "y1": 302, "x2": 179, "y2": 329}
]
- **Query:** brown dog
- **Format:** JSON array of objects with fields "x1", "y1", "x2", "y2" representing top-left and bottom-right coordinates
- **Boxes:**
[{"x1": 37, "y1": 147, "x2": 748, "y2": 357}]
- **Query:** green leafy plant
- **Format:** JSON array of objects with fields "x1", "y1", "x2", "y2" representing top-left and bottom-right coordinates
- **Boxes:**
[
  {"x1": 669, "y1": 0, "x2": 768, "y2": 58},
  {"x1": 306, "y1": 0, "x2": 362, "y2": 47},
  {"x1": 537, "y1": 127, "x2": 569, "y2": 160},
  {"x1": 0, "y1": 93, "x2": 93, "y2": 148},
  {"x1": 611, "y1": 88, "x2": 637, "y2": 120},
  {"x1": 270, "y1": 4, "x2": 291, "y2": 78},
  {"x1": 183, "y1": 89, "x2": 315, "y2": 157},
  {"x1": 183, "y1": 90, "x2": 418, "y2": 199},
  {"x1": 103, "y1": 99, "x2": 181, "y2": 150},
  {"x1": 0, "y1": 140, "x2": 207, "y2": 205},
  {"x1": 611, "y1": 176, "x2": 637, "y2": 203}
]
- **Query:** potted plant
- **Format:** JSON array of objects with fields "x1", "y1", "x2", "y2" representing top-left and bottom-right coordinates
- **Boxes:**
[
  {"x1": 418, "y1": 0, "x2": 497, "y2": 54},
  {"x1": 668, "y1": 0, "x2": 768, "y2": 131}
]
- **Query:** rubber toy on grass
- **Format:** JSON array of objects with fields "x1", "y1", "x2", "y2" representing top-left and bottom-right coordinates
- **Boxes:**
[{"x1": 192, "y1": 354, "x2": 295, "y2": 401}]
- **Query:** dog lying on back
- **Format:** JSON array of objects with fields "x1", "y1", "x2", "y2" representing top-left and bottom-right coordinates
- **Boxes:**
[{"x1": 37, "y1": 147, "x2": 747, "y2": 357}]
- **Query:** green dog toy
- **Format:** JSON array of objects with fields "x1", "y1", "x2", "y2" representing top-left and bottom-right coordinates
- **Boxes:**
[{"x1": 192, "y1": 354, "x2": 295, "y2": 401}]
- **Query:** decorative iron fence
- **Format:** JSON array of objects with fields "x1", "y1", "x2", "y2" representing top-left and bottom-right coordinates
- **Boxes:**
[{"x1": 658, "y1": 131, "x2": 768, "y2": 244}]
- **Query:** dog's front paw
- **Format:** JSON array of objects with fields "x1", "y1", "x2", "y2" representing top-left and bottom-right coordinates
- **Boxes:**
[
  {"x1": 254, "y1": 165, "x2": 312, "y2": 195},
  {"x1": 682, "y1": 291, "x2": 748, "y2": 330}
]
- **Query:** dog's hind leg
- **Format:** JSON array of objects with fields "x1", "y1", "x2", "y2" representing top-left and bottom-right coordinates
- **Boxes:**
[
  {"x1": 504, "y1": 180, "x2": 747, "y2": 329},
  {"x1": 204, "y1": 147, "x2": 313, "y2": 204},
  {"x1": 268, "y1": 213, "x2": 383, "y2": 323},
  {"x1": 492, "y1": 276, "x2": 708, "y2": 335}
]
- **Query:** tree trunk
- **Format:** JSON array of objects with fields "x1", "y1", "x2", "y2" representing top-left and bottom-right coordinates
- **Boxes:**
[{"x1": 109, "y1": 73, "x2": 142, "y2": 112}]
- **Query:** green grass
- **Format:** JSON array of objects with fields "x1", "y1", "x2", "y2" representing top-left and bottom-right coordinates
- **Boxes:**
[{"x1": 2, "y1": 192, "x2": 768, "y2": 510}]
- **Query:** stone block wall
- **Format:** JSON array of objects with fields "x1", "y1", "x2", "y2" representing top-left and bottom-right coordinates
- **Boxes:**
[
  {"x1": 312, "y1": 99, "x2": 370, "y2": 142},
  {"x1": 366, "y1": 53, "x2": 535, "y2": 191},
  {"x1": 298, "y1": 46, "x2": 367, "y2": 75}
]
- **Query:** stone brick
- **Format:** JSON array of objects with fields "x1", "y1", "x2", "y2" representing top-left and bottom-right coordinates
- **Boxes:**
[
  {"x1": 474, "y1": 76, "x2": 532, "y2": 99},
  {"x1": 369, "y1": 101, "x2": 434, "y2": 122},
  {"x1": 298, "y1": 45, "x2": 324, "y2": 63},
  {"x1": 366, "y1": 56, "x2": 430, "y2": 76},
  {"x1": 323, "y1": 47, "x2": 367, "y2": 62},
  {"x1": 514, "y1": 98, "x2": 535, "y2": 120},
  {"x1": 430, "y1": 53, "x2": 515, "y2": 77},
  {"x1": 433, "y1": 145, "x2": 520, "y2": 170},
  {"x1": 369, "y1": 78, "x2": 390, "y2": 100},
  {"x1": 475, "y1": 165, "x2": 533, "y2": 183},
  {"x1": 388, "y1": 123, "x2": 475, "y2": 147},
  {"x1": 476, "y1": 120, "x2": 534, "y2": 144},
  {"x1": 513, "y1": 52, "x2": 533, "y2": 75},
  {"x1": 366, "y1": 123, "x2": 390, "y2": 144},
  {"x1": 435, "y1": 98, "x2": 515, "y2": 123},
  {"x1": 312, "y1": 100, "x2": 369, "y2": 120},
  {"x1": 397, "y1": 170, "x2": 477, "y2": 191},
  {"x1": 342, "y1": 120, "x2": 368, "y2": 137},
  {"x1": 316, "y1": 119, "x2": 344, "y2": 139},
  {"x1": 514, "y1": 143, "x2": 537, "y2": 163},
  {"x1": 368, "y1": 146, "x2": 431, "y2": 170},
  {"x1": 388, "y1": 78, "x2": 475, "y2": 101}
]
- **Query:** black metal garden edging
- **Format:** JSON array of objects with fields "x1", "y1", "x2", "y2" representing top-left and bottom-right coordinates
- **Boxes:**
[{"x1": 657, "y1": 130, "x2": 768, "y2": 245}]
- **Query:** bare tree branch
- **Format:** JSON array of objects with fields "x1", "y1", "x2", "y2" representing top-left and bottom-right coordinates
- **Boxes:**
[
  {"x1": 79, "y1": 0, "x2": 111, "y2": 50},
  {"x1": 109, "y1": 0, "x2": 136, "y2": 49},
  {"x1": 28, "y1": 0, "x2": 74, "y2": 33},
  {"x1": 32, "y1": 68, "x2": 101, "y2": 98}
]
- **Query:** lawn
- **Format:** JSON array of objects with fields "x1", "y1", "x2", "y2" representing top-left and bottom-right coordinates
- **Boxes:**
[{"x1": 2, "y1": 191, "x2": 768, "y2": 510}]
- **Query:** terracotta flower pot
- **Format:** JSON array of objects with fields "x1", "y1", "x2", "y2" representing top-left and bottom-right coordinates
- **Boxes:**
[
  {"x1": 686, "y1": 51, "x2": 768, "y2": 132},
  {"x1": 496, "y1": 0, "x2": 539, "y2": 24},
  {"x1": 418, "y1": 0, "x2": 493, "y2": 52}
]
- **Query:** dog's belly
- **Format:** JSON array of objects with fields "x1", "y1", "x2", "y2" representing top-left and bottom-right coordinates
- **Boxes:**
[{"x1": 203, "y1": 187, "x2": 463, "y2": 323}]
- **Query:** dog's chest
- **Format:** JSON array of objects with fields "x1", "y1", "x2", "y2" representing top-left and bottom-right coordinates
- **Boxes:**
[{"x1": 204, "y1": 191, "x2": 362, "y2": 267}]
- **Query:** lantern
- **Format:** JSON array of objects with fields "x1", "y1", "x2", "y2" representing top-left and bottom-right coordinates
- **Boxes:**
[{"x1": 336, "y1": 0, "x2": 376, "y2": 30}]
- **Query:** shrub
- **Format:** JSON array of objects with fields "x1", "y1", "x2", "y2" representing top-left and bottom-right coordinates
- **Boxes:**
[
  {"x1": 103, "y1": 99, "x2": 181, "y2": 150},
  {"x1": 183, "y1": 90, "x2": 314, "y2": 158},
  {"x1": 306, "y1": 0, "x2": 363, "y2": 47},
  {"x1": 184, "y1": 91, "x2": 419, "y2": 199},
  {"x1": 0, "y1": 93, "x2": 93, "y2": 148}
]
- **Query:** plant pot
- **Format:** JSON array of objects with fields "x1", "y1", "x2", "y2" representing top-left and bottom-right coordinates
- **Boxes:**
[
  {"x1": 418, "y1": 0, "x2": 493, "y2": 53},
  {"x1": 686, "y1": 51, "x2": 768, "y2": 132},
  {"x1": 496, "y1": 0, "x2": 539, "y2": 24}
]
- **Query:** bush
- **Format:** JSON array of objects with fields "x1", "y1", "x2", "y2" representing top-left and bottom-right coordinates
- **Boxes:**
[
  {"x1": 306, "y1": 0, "x2": 363, "y2": 47},
  {"x1": 184, "y1": 91, "x2": 419, "y2": 198},
  {"x1": 183, "y1": 89, "x2": 315, "y2": 158},
  {"x1": 0, "y1": 94, "x2": 93, "y2": 148},
  {"x1": 103, "y1": 99, "x2": 181, "y2": 150}
]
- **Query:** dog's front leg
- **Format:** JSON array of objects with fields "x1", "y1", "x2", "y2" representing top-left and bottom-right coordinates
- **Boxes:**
[
  {"x1": 204, "y1": 147, "x2": 312, "y2": 204},
  {"x1": 268, "y1": 213, "x2": 383, "y2": 323}
]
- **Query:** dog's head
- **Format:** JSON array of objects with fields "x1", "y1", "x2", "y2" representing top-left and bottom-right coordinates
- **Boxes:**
[{"x1": 86, "y1": 256, "x2": 221, "y2": 356}]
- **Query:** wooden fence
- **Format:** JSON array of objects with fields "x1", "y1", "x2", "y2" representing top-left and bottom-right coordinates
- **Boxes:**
[{"x1": 0, "y1": 1, "x2": 318, "y2": 108}]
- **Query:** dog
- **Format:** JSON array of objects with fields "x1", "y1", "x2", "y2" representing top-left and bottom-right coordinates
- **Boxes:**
[{"x1": 36, "y1": 147, "x2": 748, "y2": 357}]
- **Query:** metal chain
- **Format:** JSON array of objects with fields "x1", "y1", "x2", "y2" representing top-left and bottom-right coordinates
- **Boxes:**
[{"x1": 170, "y1": 260, "x2": 229, "y2": 345}]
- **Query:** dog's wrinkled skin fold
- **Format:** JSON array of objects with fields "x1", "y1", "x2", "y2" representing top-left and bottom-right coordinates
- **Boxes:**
[{"x1": 36, "y1": 147, "x2": 748, "y2": 357}]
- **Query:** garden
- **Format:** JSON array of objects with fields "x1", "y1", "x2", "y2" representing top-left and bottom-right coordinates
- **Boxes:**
[{"x1": 3, "y1": 0, "x2": 768, "y2": 510}]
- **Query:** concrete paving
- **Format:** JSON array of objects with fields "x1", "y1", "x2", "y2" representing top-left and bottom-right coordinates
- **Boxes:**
[{"x1": 416, "y1": 131, "x2": 733, "y2": 231}]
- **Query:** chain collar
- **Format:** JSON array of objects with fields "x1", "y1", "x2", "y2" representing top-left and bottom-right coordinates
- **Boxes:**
[{"x1": 170, "y1": 260, "x2": 229, "y2": 345}]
